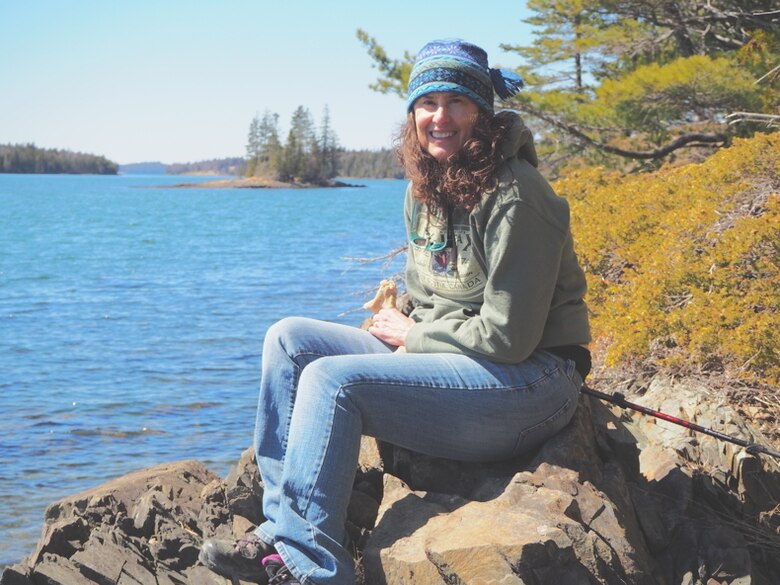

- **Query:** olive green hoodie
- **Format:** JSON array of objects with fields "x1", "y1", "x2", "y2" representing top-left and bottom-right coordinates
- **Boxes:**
[{"x1": 404, "y1": 112, "x2": 591, "y2": 363}]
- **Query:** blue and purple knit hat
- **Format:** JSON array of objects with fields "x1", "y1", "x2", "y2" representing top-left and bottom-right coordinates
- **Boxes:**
[{"x1": 406, "y1": 39, "x2": 523, "y2": 113}]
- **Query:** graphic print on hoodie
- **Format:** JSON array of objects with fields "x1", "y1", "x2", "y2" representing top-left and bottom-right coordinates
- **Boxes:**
[{"x1": 409, "y1": 201, "x2": 486, "y2": 301}]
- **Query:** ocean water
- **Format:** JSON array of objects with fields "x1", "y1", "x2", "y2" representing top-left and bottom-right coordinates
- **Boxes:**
[{"x1": 0, "y1": 174, "x2": 407, "y2": 567}]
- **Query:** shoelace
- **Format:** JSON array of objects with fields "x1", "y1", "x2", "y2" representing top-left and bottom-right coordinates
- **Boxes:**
[{"x1": 268, "y1": 565, "x2": 296, "y2": 584}]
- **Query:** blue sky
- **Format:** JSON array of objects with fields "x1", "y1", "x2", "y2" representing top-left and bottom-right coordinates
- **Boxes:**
[{"x1": 0, "y1": 1, "x2": 534, "y2": 165}]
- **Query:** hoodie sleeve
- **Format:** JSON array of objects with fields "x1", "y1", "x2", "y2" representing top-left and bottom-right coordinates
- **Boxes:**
[{"x1": 404, "y1": 197, "x2": 568, "y2": 363}]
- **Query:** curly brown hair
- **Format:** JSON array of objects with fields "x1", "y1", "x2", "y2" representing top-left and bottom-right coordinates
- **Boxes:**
[{"x1": 395, "y1": 110, "x2": 514, "y2": 212}]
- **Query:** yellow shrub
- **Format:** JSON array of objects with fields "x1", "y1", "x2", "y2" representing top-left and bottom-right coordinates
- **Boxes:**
[{"x1": 557, "y1": 132, "x2": 780, "y2": 384}]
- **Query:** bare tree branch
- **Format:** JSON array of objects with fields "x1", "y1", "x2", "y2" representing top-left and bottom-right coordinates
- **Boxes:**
[
  {"x1": 514, "y1": 104, "x2": 729, "y2": 160},
  {"x1": 726, "y1": 112, "x2": 780, "y2": 128}
]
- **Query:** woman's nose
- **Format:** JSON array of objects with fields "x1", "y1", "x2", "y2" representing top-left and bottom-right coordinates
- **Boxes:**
[{"x1": 432, "y1": 105, "x2": 449, "y2": 123}]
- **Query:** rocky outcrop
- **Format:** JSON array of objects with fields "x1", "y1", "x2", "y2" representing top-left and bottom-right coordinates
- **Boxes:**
[
  {"x1": 365, "y1": 378, "x2": 780, "y2": 585},
  {"x1": 3, "y1": 378, "x2": 779, "y2": 585},
  {"x1": 1, "y1": 461, "x2": 224, "y2": 584}
]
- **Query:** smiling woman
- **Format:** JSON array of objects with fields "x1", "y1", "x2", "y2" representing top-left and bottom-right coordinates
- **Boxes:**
[{"x1": 199, "y1": 38, "x2": 591, "y2": 585}]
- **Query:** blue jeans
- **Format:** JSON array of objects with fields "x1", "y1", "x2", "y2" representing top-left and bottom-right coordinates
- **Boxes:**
[{"x1": 252, "y1": 317, "x2": 582, "y2": 585}]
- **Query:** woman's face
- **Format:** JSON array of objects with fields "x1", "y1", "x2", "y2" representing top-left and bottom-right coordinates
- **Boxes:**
[{"x1": 413, "y1": 92, "x2": 480, "y2": 162}]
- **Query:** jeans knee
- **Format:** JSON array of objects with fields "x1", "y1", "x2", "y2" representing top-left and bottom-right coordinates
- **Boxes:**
[
  {"x1": 297, "y1": 358, "x2": 357, "y2": 405},
  {"x1": 264, "y1": 316, "x2": 312, "y2": 355}
]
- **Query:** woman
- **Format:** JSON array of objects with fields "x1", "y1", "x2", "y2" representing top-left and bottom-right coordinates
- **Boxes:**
[{"x1": 200, "y1": 38, "x2": 591, "y2": 585}]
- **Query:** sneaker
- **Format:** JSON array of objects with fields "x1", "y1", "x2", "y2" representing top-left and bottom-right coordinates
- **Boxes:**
[
  {"x1": 199, "y1": 533, "x2": 273, "y2": 583},
  {"x1": 262, "y1": 554, "x2": 301, "y2": 584}
]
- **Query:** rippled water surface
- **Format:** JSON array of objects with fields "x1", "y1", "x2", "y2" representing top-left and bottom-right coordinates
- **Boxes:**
[{"x1": 0, "y1": 174, "x2": 407, "y2": 567}]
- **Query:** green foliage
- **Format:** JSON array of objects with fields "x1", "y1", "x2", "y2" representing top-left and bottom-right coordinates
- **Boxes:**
[
  {"x1": 245, "y1": 116, "x2": 262, "y2": 177},
  {"x1": 0, "y1": 143, "x2": 118, "y2": 175},
  {"x1": 503, "y1": 0, "x2": 650, "y2": 94},
  {"x1": 735, "y1": 30, "x2": 780, "y2": 114},
  {"x1": 505, "y1": 1, "x2": 777, "y2": 168},
  {"x1": 245, "y1": 106, "x2": 340, "y2": 184},
  {"x1": 580, "y1": 56, "x2": 762, "y2": 139},
  {"x1": 356, "y1": 29, "x2": 413, "y2": 98},
  {"x1": 558, "y1": 132, "x2": 780, "y2": 384},
  {"x1": 246, "y1": 111, "x2": 282, "y2": 179},
  {"x1": 318, "y1": 106, "x2": 340, "y2": 181}
]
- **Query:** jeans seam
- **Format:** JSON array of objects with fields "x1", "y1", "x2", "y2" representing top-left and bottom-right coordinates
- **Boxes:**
[
  {"x1": 338, "y1": 367, "x2": 558, "y2": 393},
  {"x1": 279, "y1": 360, "x2": 300, "y2": 454},
  {"x1": 292, "y1": 390, "x2": 338, "y2": 581},
  {"x1": 299, "y1": 384, "x2": 337, "y2": 522},
  {"x1": 279, "y1": 351, "x2": 325, "y2": 453}
]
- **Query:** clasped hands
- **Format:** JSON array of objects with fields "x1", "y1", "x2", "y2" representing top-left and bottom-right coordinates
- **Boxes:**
[{"x1": 368, "y1": 308, "x2": 416, "y2": 351}]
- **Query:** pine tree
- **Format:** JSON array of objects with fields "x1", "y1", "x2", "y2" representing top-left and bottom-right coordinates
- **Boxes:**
[
  {"x1": 318, "y1": 105, "x2": 340, "y2": 181},
  {"x1": 257, "y1": 111, "x2": 282, "y2": 179},
  {"x1": 279, "y1": 106, "x2": 315, "y2": 182},
  {"x1": 245, "y1": 115, "x2": 261, "y2": 177}
]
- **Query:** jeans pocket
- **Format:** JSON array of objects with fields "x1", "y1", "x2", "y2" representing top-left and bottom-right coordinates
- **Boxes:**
[{"x1": 511, "y1": 379, "x2": 578, "y2": 457}]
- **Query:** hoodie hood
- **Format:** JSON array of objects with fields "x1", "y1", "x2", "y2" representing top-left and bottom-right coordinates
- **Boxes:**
[{"x1": 496, "y1": 111, "x2": 539, "y2": 169}]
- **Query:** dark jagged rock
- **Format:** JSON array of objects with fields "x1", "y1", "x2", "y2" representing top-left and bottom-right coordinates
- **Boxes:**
[
  {"x1": 3, "y1": 378, "x2": 779, "y2": 585},
  {"x1": 2, "y1": 461, "x2": 231, "y2": 585}
]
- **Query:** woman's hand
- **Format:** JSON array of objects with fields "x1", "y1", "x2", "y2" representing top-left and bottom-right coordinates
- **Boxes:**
[{"x1": 368, "y1": 308, "x2": 416, "y2": 348}]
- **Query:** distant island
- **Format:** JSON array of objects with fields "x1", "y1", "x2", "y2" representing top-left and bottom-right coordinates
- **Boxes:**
[
  {"x1": 118, "y1": 161, "x2": 168, "y2": 175},
  {"x1": 120, "y1": 158, "x2": 246, "y2": 176},
  {"x1": 0, "y1": 143, "x2": 118, "y2": 175},
  {"x1": 120, "y1": 150, "x2": 404, "y2": 180}
]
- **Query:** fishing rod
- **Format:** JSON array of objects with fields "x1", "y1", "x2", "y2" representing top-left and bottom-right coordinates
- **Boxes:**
[{"x1": 581, "y1": 385, "x2": 780, "y2": 460}]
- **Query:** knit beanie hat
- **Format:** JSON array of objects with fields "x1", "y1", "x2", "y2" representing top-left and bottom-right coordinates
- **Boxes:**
[{"x1": 406, "y1": 39, "x2": 523, "y2": 113}]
